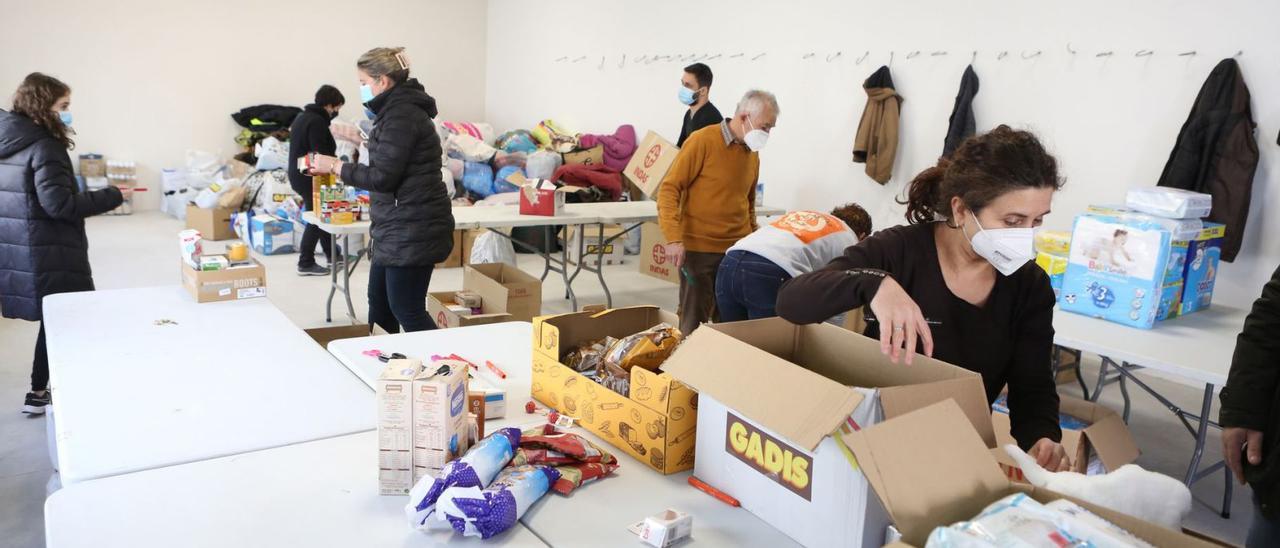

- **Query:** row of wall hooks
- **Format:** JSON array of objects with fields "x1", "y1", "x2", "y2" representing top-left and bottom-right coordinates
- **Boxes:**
[{"x1": 553, "y1": 45, "x2": 1245, "y2": 68}]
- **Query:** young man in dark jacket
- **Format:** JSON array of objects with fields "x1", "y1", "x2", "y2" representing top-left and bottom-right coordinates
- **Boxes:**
[
  {"x1": 677, "y1": 63, "x2": 721, "y2": 148},
  {"x1": 1222, "y1": 265, "x2": 1280, "y2": 547},
  {"x1": 288, "y1": 85, "x2": 344, "y2": 276}
]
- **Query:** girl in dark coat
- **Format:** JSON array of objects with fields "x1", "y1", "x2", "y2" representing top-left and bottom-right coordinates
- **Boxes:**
[
  {"x1": 0, "y1": 73, "x2": 123, "y2": 414},
  {"x1": 307, "y1": 48, "x2": 453, "y2": 334}
]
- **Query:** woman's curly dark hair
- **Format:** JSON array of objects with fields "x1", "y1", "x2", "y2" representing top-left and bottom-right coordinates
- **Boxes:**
[{"x1": 11, "y1": 72, "x2": 73, "y2": 149}]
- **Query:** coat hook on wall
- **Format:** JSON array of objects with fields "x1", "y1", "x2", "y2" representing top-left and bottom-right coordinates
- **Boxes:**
[
  {"x1": 1066, "y1": 43, "x2": 1078, "y2": 55},
  {"x1": 855, "y1": 51, "x2": 870, "y2": 64},
  {"x1": 889, "y1": 51, "x2": 894, "y2": 65},
  {"x1": 1022, "y1": 50, "x2": 1042, "y2": 60},
  {"x1": 618, "y1": 54, "x2": 627, "y2": 68},
  {"x1": 572, "y1": 55, "x2": 587, "y2": 63},
  {"x1": 931, "y1": 51, "x2": 948, "y2": 57},
  {"x1": 729, "y1": 52, "x2": 745, "y2": 59},
  {"x1": 906, "y1": 50, "x2": 921, "y2": 60},
  {"x1": 751, "y1": 53, "x2": 767, "y2": 61},
  {"x1": 598, "y1": 56, "x2": 606, "y2": 69},
  {"x1": 555, "y1": 56, "x2": 568, "y2": 62},
  {"x1": 826, "y1": 51, "x2": 843, "y2": 62},
  {"x1": 997, "y1": 51, "x2": 1009, "y2": 61},
  {"x1": 1177, "y1": 50, "x2": 1197, "y2": 57},
  {"x1": 1096, "y1": 50, "x2": 1114, "y2": 58},
  {"x1": 707, "y1": 53, "x2": 723, "y2": 60},
  {"x1": 1235, "y1": 50, "x2": 1244, "y2": 57},
  {"x1": 1135, "y1": 49, "x2": 1154, "y2": 58},
  {"x1": 802, "y1": 52, "x2": 816, "y2": 60}
]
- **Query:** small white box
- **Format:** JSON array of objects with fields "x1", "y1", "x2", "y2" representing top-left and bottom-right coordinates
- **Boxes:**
[
  {"x1": 470, "y1": 376, "x2": 507, "y2": 419},
  {"x1": 378, "y1": 359, "x2": 422, "y2": 495},
  {"x1": 630, "y1": 509, "x2": 693, "y2": 548}
]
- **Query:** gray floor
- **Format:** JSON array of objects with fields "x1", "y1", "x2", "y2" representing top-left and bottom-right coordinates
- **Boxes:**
[{"x1": 0, "y1": 212, "x2": 1251, "y2": 547}]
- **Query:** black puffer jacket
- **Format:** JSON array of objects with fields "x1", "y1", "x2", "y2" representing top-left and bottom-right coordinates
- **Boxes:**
[
  {"x1": 340, "y1": 79, "x2": 451, "y2": 267},
  {"x1": 0, "y1": 110, "x2": 123, "y2": 321}
]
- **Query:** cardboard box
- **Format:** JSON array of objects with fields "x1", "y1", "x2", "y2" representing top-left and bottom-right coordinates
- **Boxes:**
[
  {"x1": 662, "y1": 319, "x2": 996, "y2": 548},
  {"x1": 470, "y1": 376, "x2": 507, "y2": 419},
  {"x1": 436, "y1": 230, "x2": 465, "y2": 268},
  {"x1": 249, "y1": 215, "x2": 296, "y2": 255},
  {"x1": 78, "y1": 154, "x2": 105, "y2": 178},
  {"x1": 623, "y1": 131, "x2": 679, "y2": 198},
  {"x1": 532, "y1": 307, "x2": 696, "y2": 474},
  {"x1": 562, "y1": 145, "x2": 604, "y2": 167},
  {"x1": 991, "y1": 395, "x2": 1139, "y2": 479},
  {"x1": 180, "y1": 259, "x2": 266, "y2": 303},
  {"x1": 464, "y1": 263, "x2": 542, "y2": 322},
  {"x1": 304, "y1": 324, "x2": 370, "y2": 348},
  {"x1": 378, "y1": 359, "x2": 422, "y2": 495},
  {"x1": 564, "y1": 224, "x2": 626, "y2": 266},
  {"x1": 630, "y1": 509, "x2": 693, "y2": 548},
  {"x1": 186, "y1": 206, "x2": 236, "y2": 241},
  {"x1": 1060, "y1": 214, "x2": 1172, "y2": 329},
  {"x1": 638, "y1": 222, "x2": 679, "y2": 284},
  {"x1": 844, "y1": 400, "x2": 1215, "y2": 547},
  {"x1": 412, "y1": 357, "x2": 470, "y2": 483},
  {"x1": 428, "y1": 291, "x2": 513, "y2": 329},
  {"x1": 1179, "y1": 222, "x2": 1224, "y2": 316}
]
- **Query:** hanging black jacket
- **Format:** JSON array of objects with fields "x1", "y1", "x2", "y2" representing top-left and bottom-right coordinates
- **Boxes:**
[
  {"x1": 340, "y1": 79, "x2": 452, "y2": 267},
  {"x1": 0, "y1": 110, "x2": 123, "y2": 321},
  {"x1": 287, "y1": 104, "x2": 338, "y2": 202},
  {"x1": 1156, "y1": 58, "x2": 1258, "y2": 262},
  {"x1": 230, "y1": 104, "x2": 302, "y2": 132},
  {"x1": 1220, "y1": 264, "x2": 1280, "y2": 518},
  {"x1": 943, "y1": 65, "x2": 979, "y2": 158}
]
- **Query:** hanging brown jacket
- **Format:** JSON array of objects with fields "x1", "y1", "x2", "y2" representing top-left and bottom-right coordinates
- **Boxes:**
[
  {"x1": 1156, "y1": 58, "x2": 1258, "y2": 262},
  {"x1": 853, "y1": 65, "x2": 902, "y2": 185}
]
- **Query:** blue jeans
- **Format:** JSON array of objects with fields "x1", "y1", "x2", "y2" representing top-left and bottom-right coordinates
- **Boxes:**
[
  {"x1": 715, "y1": 250, "x2": 792, "y2": 322},
  {"x1": 1249, "y1": 495, "x2": 1280, "y2": 547},
  {"x1": 368, "y1": 263, "x2": 437, "y2": 334}
]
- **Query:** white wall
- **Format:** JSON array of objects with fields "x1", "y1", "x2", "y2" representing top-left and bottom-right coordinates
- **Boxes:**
[
  {"x1": 0, "y1": 0, "x2": 487, "y2": 211},
  {"x1": 485, "y1": 0, "x2": 1280, "y2": 307}
]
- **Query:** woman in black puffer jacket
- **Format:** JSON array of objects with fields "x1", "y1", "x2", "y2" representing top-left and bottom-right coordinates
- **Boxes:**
[
  {"x1": 0, "y1": 73, "x2": 123, "y2": 414},
  {"x1": 309, "y1": 48, "x2": 453, "y2": 333}
]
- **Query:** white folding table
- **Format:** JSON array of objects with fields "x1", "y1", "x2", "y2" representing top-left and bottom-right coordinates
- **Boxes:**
[
  {"x1": 302, "y1": 211, "x2": 371, "y2": 324},
  {"x1": 43, "y1": 286, "x2": 375, "y2": 485},
  {"x1": 328, "y1": 323, "x2": 801, "y2": 547},
  {"x1": 44, "y1": 431, "x2": 549, "y2": 548},
  {"x1": 1053, "y1": 304, "x2": 1246, "y2": 517}
]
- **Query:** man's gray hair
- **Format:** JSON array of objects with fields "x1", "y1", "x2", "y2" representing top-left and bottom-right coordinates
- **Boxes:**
[{"x1": 735, "y1": 89, "x2": 780, "y2": 118}]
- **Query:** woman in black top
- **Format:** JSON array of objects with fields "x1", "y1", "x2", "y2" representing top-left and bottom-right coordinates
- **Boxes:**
[
  {"x1": 777, "y1": 126, "x2": 1069, "y2": 471},
  {"x1": 307, "y1": 47, "x2": 454, "y2": 334}
]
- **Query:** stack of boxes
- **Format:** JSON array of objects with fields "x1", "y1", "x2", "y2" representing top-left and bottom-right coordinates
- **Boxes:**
[
  {"x1": 377, "y1": 357, "x2": 474, "y2": 495},
  {"x1": 313, "y1": 174, "x2": 368, "y2": 225},
  {"x1": 1057, "y1": 187, "x2": 1223, "y2": 329}
]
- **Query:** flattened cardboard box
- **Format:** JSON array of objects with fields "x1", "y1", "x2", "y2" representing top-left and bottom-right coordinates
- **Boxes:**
[
  {"x1": 532, "y1": 306, "x2": 695, "y2": 474},
  {"x1": 180, "y1": 259, "x2": 267, "y2": 303},
  {"x1": 464, "y1": 263, "x2": 542, "y2": 322},
  {"x1": 992, "y1": 394, "x2": 1139, "y2": 479},
  {"x1": 843, "y1": 400, "x2": 1216, "y2": 548},
  {"x1": 663, "y1": 319, "x2": 995, "y2": 548},
  {"x1": 428, "y1": 291, "x2": 513, "y2": 329}
]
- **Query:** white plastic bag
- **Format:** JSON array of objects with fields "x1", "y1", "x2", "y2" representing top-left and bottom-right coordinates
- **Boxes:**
[
  {"x1": 254, "y1": 137, "x2": 289, "y2": 171},
  {"x1": 185, "y1": 150, "x2": 223, "y2": 190},
  {"x1": 193, "y1": 174, "x2": 242, "y2": 210},
  {"x1": 160, "y1": 168, "x2": 189, "y2": 192},
  {"x1": 161, "y1": 187, "x2": 193, "y2": 220},
  {"x1": 469, "y1": 230, "x2": 516, "y2": 266},
  {"x1": 448, "y1": 134, "x2": 497, "y2": 163}
]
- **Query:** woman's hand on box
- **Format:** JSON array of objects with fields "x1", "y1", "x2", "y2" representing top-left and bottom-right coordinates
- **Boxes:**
[
  {"x1": 868, "y1": 276, "x2": 934, "y2": 365},
  {"x1": 1030, "y1": 438, "x2": 1071, "y2": 472}
]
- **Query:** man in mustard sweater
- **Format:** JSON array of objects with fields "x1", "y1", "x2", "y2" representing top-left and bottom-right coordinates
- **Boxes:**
[{"x1": 658, "y1": 89, "x2": 779, "y2": 335}]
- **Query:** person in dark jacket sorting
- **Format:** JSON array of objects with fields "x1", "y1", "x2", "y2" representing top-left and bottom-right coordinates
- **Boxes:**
[
  {"x1": 288, "y1": 84, "x2": 345, "y2": 276},
  {"x1": 677, "y1": 63, "x2": 722, "y2": 148},
  {"x1": 1220, "y1": 265, "x2": 1280, "y2": 547},
  {"x1": 307, "y1": 47, "x2": 452, "y2": 334},
  {"x1": 0, "y1": 73, "x2": 123, "y2": 414},
  {"x1": 776, "y1": 126, "x2": 1069, "y2": 470}
]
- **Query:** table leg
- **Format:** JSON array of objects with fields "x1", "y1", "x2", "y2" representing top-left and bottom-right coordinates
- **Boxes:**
[
  {"x1": 1185, "y1": 384, "x2": 1214, "y2": 486},
  {"x1": 1069, "y1": 349, "x2": 1089, "y2": 400},
  {"x1": 1118, "y1": 363, "x2": 1132, "y2": 423},
  {"x1": 560, "y1": 229, "x2": 577, "y2": 310},
  {"x1": 595, "y1": 223, "x2": 613, "y2": 308},
  {"x1": 1223, "y1": 466, "x2": 1233, "y2": 519},
  {"x1": 1090, "y1": 358, "x2": 1110, "y2": 403},
  {"x1": 342, "y1": 234, "x2": 357, "y2": 323},
  {"x1": 540, "y1": 226, "x2": 552, "y2": 282},
  {"x1": 325, "y1": 231, "x2": 338, "y2": 323}
]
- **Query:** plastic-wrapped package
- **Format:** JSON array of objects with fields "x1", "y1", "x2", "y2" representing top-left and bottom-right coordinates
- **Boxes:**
[
  {"x1": 469, "y1": 231, "x2": 517, "y2": 266},
  {"x1": 447, "y1": 158, "x2": 465, "y2": 182},
  {"x1": 449, "y1": 134, "x2": 498, "y2": 163},
  {"x1": 1125, "y1": 187, "x2": 1212, "y2": 220},
  {"x1": 513, "y1": 429, "x2": 620, "y2": 494},
  {"x1": 493, "y1": 151, "x2": 528, "y2": 170},
  {"x1": 1086, "y1": 205, "x2": 1204, "y2": 241},
  {"x1": 462, "y1": 162, "x2": 496, "y2": 198},
  {"x1": 405, "y1": 428, "x2": 521, "y2": 531},
  {"x1": 526, "y1": 150, "x2": 563, "y2": 180},
  {"x1": 493, "y1": 166, "x2": 525, "y2": 194},
  {"x1": 441, "y1": 121, "x2": 496, "y2": 145},
  {"x1": 926, "y1": 493, "x2": 1149, "y2": 548},
  {"x1": 496, "y1": 130, "x2": 538, "y2": 154},
  {"x1": 603, "y1": 323, "x2": 682, "y2": 372},
  {"x1": 1034, "y1": 230, "x2": 1071, "y2": 256},
  {"x1": 436, "y1": 465, "x2": 561, "y2": 539},
  {"x1": 530, "y1": 119, "x2": 579, "y2": 153},
  {"x1": 565, "y1": 338, "x2": 614, "y2": 372},
  {"x1": 253, "y1": 137, "x2": 288, "y2": 171}
]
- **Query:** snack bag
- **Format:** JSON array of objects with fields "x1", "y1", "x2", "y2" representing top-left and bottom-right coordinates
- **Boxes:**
[
  {"x1": 405, "y1": 428, "x2": 520, "y2": 531},
  {"x1": 519, "y1": 430, "x2": 617, "y2": 465},
  {"x1": 565, "y1": 337, "x2": 613, "y2": 372},
  {"x1": 437, "y1": 465, "x2": 561, "y2": 539},
  {"x1": 603, "y1": 324, "x2": 681, "y2": 372}
]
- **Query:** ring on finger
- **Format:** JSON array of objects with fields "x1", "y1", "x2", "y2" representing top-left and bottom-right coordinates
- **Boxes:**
[{"x1": 893, "y1": 325, "x2": 905, "y2": 332}]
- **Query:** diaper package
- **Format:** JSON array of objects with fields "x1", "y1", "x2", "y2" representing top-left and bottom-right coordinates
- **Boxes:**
[
  {"x1": 926, "y1": 493, "x2": 1152, "y2": 548},
  {"x1": 1034, "y1": 230, "x2": 1071, "y2": 256},
  {"x1": 405, "y1": 427, "x2": 521, "y2": 530},
  {"x1": 1035, "y1": 252, "x2": 1068, "y2": 299},
  {"x1": 1178, "y1": 223, "x2": 1224, "y2": 315},
  {"x1": 1060, "y1": 214, "x2": 1173, "y2": 329},
  {"x1": 1125, "y1": 187, "x2": 1213, "y2": 220},
  {"x1": 1085, "y1": 205, "x2": 1203, "y2": 241},
  {"x1": 436, "y1": 464, "x2": 561, "y2": 539}
]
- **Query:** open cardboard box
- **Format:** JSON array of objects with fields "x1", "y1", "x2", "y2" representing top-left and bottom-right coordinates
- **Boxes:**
[
  {"x1": 843, "y1": 399, "x2": 1216, "y2": 547},
  {"x1": 428, "y1": 291, "x2": 513, "y2": 329},
  {"x1": 992, "y1": 394, "x2": 1139, "y2": 479},
  {"x1": 662, "y1": 318, "x2": 996, "y2": 548},
  {"x1": 304, "y1": 324, "x2": 370, "y2": 348},
  {"x1": 532, "y1": 306, "x2": 696, "y2": 474},
  {"x1": 464, "y1": 263, "x2": 542, "y2": 322},
  {"x1": 180, "y1": 258, "x2": 266, "y2": 303}
]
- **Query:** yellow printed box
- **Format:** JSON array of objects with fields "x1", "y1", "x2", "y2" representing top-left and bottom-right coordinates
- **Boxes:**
[{"x1": 532, "y1": 306, "x2": 696, "y2": 474}]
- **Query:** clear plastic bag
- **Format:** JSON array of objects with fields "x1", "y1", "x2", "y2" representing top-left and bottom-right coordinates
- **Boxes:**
[{"x1": 469, "y1": 231, "x2": 517, "y2": 266}]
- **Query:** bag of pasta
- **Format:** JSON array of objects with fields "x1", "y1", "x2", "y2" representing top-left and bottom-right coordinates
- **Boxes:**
[{"x1": 602, "y1": 323, "x2": 681, "y2": 372}]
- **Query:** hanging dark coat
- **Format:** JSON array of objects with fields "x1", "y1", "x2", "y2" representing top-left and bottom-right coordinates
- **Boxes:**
[
  {"x1": 852, "y1": 66, "x2": 902, "y2": 185},
  {"x1": 1156, "y1": 58, "x2": 1258, "y2": 262},
  {"x1": 943, "y1": 65, "x2": 979, "y2": 158}
]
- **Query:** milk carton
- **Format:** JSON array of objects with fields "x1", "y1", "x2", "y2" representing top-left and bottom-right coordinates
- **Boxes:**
[
  {"x1": 378, "y1": 359, "x2": 422, "y2": 495},
  {"x1": 412, "y1": 357, "x2": 471, "y2": 483}
]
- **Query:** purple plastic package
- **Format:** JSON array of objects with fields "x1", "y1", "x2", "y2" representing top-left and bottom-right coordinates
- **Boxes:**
[
  {"x1": 438, "y1": 465, "x2": 561, "y2": 539},
  {"x1": 405, "y1": 427, "x2": 521, "y2": 530}
]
